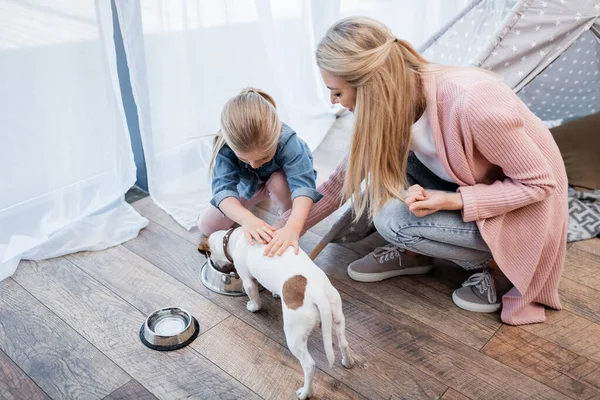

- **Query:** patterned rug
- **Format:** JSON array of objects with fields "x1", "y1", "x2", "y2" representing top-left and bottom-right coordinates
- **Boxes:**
[{"x1": 567, "y1": 188, "x2": 600, "y2": 242}]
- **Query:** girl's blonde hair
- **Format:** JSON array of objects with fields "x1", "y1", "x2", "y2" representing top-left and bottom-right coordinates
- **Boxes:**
[
  {"x1": 209, "y1": 87, "x2": 280, "y2": 175},
  {"x1": 316, "y1": 16, "x2": 431, "y2": 221}
]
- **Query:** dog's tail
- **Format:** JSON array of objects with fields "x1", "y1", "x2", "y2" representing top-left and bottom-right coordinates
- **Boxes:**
[{"x1": 315, "y1": 293, "x2": 335, "y2": 367}]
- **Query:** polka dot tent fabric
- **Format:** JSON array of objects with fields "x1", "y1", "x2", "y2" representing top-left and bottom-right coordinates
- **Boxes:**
[
  {"x1": 519, "y1": 31, "x2": 600, "y2": 121},
  {"x1": 420, "y1": 0, "x2": 600, "y2": 122},
  {"x1": 420, "y1": 0, "x2": 518, "y2": 66}
]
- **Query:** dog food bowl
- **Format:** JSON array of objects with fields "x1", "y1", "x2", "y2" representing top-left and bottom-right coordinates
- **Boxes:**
[
  {"x1": 200, "y1": 259, "x2": 247, "y2": 296},
  {"x1": 139, "y1": 307, "x2": 199, "y2": 351},
  {"x1": 200, "y1": 259, "x2": 265, "y2": 296}
]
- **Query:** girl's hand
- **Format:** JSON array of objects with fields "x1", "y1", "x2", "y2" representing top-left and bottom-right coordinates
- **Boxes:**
[
  {"x1": 241, "y1": 216, "x2": 275, "y2": 245},
  {"x1": 408, "y1": 191, "x2": 463, "y2": 217},
  {"x1": 264, "y1": 225, "x2": 300, "y2": 257}
]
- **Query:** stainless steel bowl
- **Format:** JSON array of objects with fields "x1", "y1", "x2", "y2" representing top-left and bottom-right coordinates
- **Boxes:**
[
  {"x1": 200, "y1": 259, "x2": 246, "y2": 296},
  {"x1": 140, "y1": 307, "x2": 199, "y2": 351},
  {"x1": 200, "y1": 259, "x2": 265, "y2": 296}
]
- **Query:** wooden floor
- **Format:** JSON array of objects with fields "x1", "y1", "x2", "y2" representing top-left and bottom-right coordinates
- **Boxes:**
[{"x1": 2, "y1": 115, "x2": 600, "y2": 400}]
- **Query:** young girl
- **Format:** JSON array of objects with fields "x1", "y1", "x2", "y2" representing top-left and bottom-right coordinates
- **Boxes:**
[
  {"x1": 198, "y1": 88, "x2": 322, "y2": 257},
  {"x1": 281, "y1": 17, "x2": 568, "y2": 325}
]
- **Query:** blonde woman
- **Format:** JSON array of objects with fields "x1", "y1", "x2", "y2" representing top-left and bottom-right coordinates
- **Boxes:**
[
  {"x1": 198, "y1": 88, "x2": 322, "y2": 257},
  {"x1": 287, "y1": 17, "x2": 568, "y2": 325}
]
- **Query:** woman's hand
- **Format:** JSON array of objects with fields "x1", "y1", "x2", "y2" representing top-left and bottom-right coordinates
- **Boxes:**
[
  {"x1": 264, "y1": 225, "x2": 300, "y2": 257},
  {"x1": 405, "y1": 184, "x2": 427, "y2": 205},
  {"x1": 241, "y1": 216, "x2": 275, "y2": 245},
  {"x1": 407, "y1": 190, "x2": 463, "y2": 217}
]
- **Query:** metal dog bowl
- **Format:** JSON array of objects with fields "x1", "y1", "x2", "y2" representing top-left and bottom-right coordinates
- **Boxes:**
[
  {"x1": 200, "y1": 259, "x2": 265, "y2": 296},
  {"x1": 140, "y1": 307, "x2": 199, "y2": 351},
  {"x1": 200, "y1": 259, "x2": 247, "y2": 296}
]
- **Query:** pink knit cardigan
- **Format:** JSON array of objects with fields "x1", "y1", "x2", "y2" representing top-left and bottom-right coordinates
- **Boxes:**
[{"x1": 295, "y1": 69, "x2": 569, "y2": 325}]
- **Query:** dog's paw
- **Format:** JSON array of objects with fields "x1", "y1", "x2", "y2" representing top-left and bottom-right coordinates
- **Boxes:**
[
  {"x1": 246, "y1": 300, "x2": 261, "y2": 313},
  {"x1": 296, "y1": 387, "x2": 312, "y2": 399},
  {"x1": 271, "y1": 292, "x2": 280, "y2": 299},
  {"x1": 342, "y1": 356, "x2": 355, "y2": 369}
]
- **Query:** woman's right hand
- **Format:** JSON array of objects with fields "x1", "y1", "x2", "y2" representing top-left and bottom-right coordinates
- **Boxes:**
[
  {"x1": 241, "y1": 216, "x2": 275, "y2": 245},
  {"x1": 405, "y1": 184, "x2": 427, "y2": 205}
]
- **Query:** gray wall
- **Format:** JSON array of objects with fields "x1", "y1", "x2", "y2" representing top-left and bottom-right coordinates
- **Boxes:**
[{"x1": 111, "y1": 1, "x2": 148, "y2": 191}]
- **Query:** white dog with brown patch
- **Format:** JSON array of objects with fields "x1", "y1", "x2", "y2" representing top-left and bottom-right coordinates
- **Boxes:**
[{"x1": 198, "y1": 228, "x2": 354, "y2": 399}]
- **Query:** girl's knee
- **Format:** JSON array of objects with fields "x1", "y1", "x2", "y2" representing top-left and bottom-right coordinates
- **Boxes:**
[
  {"x1": 197, "y1": 206, "x2": 234, "y2": 236},
  {"x1": 267, "y1": 170, "x2": 292, "y2": 211},
  {"x1": 267, "y1": 170, "x2": 289, "y2": 191}
]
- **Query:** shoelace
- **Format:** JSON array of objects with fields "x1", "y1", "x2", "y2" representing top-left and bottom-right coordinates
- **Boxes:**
[
  {"x1": 373, "y1": 244, "x2": 402, "y2": 263},
  {"x1": 462, "y1": 270, "x2": 498, "y2": 304}
]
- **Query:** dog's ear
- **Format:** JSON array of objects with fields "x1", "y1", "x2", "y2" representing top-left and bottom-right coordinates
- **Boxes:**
[{"x1": 198, "y1": 237, "x2": 211, "y2": 257}]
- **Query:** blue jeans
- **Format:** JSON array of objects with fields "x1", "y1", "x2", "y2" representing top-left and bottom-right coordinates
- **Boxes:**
[{"x1": 373, "y1": 153, "x2": 491, "y2": 270}]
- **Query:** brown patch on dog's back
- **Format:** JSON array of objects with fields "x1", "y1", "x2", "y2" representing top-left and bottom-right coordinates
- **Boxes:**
[
  {"x1": 198, "y1": 237, "x2": 211, "y2": 257},
  {"x1": 282, "y1": 275, "x2": 307, "y2": 310}
]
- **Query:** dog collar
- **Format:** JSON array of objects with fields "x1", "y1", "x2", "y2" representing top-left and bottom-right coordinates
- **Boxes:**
[{"x1": 222, "y1": 228, "x2": 236, "y2": 270}]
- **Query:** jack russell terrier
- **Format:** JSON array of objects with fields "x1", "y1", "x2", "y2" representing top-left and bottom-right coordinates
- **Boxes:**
[{"x1": 198, "y1": 228, "x2": 354, "y2": 399}]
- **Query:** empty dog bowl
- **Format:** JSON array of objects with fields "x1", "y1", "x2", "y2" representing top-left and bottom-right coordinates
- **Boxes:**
[{"x1": 140, "y1": 307, "x2": 199, "y2": 351}]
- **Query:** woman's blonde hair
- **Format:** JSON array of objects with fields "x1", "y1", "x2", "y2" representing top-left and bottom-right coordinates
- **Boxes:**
[
  {"x1": 209, "y1": 87, "x2": 280, "y2": 175},
  {"x1": 316, "y1": 17, "x2": 431, "y2": 221}
]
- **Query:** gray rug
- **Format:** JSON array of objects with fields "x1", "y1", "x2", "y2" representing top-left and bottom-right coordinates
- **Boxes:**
[{"x1": 567, "y1": 187, "x2": 600, "y2": 242}]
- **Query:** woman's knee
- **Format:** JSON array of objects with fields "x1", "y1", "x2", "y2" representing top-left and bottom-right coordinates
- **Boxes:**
[{"x1": 373, "y1": 199, "x2": 415, "y2": 245}]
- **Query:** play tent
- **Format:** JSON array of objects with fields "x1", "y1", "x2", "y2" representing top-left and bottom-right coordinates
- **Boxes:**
[{"x1": 421, "y1": 0, "x2": 600, "y2": 121}]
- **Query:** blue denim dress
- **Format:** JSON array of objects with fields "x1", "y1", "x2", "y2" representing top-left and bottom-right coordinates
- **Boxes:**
[{"x1": 210, "y1": 123, "x2": 323, "y2": 209}]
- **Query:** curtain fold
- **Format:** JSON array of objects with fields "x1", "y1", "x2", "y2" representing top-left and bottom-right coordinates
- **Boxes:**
[
  {"x1": 0, "y1": 0, "x2": 148, "y2": 281},
  {"x1": 339, "y1": 0, "x2": 471, "y2": 49}
]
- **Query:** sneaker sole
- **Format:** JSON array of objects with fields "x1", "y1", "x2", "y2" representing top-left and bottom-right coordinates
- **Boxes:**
[
  {"x1": 347, "y1": 265, "x2": 433, "y2": 282},
  {"x1": 452, "y1": 290, "x2": 501, "y2": 313}
]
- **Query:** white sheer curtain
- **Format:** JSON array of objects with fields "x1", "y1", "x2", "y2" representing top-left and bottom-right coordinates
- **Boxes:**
[
  {"x1": 339, "y1": 0, "x2": 471, "y2": 49},
  {"x1": 0, "y1": 0, "x2": 148, "y2": 281},
  {"x1": 116, "y1": 0, "x2": 469, "y2": 230}
]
